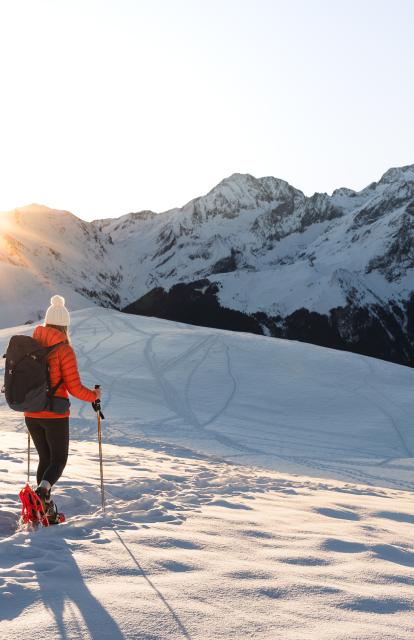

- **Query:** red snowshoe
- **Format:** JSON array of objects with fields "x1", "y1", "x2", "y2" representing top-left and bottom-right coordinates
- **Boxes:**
[{"x1": 19, "y1": 484, "x2": 65, "y2": 527}]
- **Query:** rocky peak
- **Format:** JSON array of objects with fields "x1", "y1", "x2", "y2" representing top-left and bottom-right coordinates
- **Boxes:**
[
  {"x1": 332, "y1": 187, "x2": 357, "y2": 198},
  {"x1": 378, "y1": 164, "x2": 414, "y2": 185},
  {"x1": 186, "y1": 173, "x2": 303, "y2": 223}
]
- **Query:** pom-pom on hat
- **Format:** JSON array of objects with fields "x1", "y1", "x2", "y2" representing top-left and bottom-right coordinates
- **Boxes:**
[{"x1": 44, "y1": 295, "x2": 70, "y2": 327}]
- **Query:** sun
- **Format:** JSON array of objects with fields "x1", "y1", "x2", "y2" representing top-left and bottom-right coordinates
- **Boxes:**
[{"x1": 0, "y1": 213, "x2": 11, "y2": 235}]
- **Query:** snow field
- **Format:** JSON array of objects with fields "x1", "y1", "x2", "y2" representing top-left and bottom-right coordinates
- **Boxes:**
[
  {"x1": 0, "y1": 308, "x2": 413, "y2": 638},
  {"x1": 1, "y1": 432, "x2": 413, "y2": 639},
  {"x1": 55, "y1": 307, "x2": 414, "y2": 490}
]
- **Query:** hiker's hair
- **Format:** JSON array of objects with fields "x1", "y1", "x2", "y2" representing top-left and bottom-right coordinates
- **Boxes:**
[{"x1": 45, "y1": 324, "x2": 71, "y2": 344}]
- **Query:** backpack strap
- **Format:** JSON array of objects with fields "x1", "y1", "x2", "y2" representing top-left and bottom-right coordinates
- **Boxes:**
[
  {"x1": 45, "y1": 342, "x2": 67, "y2": 408},
  {"x1": 44, "y1": 341, "x2": 67, "y2": 354},
  {"x1": 22, "y1": 341, "x2": 67, "y2": 363},
  {"x1": 50, "y1": 377, "x2": 64, "y2": 395}
]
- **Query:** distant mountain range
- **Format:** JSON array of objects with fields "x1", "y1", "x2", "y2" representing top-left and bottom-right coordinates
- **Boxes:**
[{"x1": 1, "y1": 165, "x2": 413, "y2": 365}]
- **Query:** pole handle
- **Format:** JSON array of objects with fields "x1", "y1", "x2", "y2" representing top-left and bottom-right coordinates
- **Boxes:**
[{"x1": 93, "y1": 384, "x2": 104, "y2": 419}]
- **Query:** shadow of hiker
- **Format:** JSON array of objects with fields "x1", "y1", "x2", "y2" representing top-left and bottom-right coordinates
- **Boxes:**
[
  {"x1": 33, "y1": 534, "x2": 125, "y2": 640},
  {"x1": 113, "y1": 528, "x2": 193, "y2": 640}
]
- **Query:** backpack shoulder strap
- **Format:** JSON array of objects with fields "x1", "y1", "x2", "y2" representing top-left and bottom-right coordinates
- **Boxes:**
[
  {"x1": 45, "y1": 342, "x2": 67, "y2": 397},
  {"x1": 50, "y1": 377, "x2": 64, "y2": 395},
  {"x1": 44, "y1": 341, "x2": 67, "y2": 354}
]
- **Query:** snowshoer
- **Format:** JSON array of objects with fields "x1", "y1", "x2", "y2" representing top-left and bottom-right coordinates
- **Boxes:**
[{"x1": 24, "y1": 295, "x2": 100, "y2": 523}]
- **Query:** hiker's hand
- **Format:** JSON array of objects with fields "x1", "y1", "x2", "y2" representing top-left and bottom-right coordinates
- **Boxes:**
[{"x1": 95, "y1": 388, "x2": 101, "y2": 400}]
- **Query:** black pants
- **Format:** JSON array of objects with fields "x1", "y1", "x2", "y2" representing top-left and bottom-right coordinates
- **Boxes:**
[{"x1": 25, "y1": 417, "x2": 69, "y2": 487}]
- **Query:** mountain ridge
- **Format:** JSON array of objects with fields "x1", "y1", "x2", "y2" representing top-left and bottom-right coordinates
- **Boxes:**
[
  {"x1": 5, "y1": 163, "x2": 414, "y2": 224},
  {"x1": 1, "y1": 165, "x2": 413, "y2": 364}
]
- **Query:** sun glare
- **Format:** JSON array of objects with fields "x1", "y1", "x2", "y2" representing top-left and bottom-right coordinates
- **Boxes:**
[{"x1": 0, "y1": 214, "x2": 10, "y2": 234}]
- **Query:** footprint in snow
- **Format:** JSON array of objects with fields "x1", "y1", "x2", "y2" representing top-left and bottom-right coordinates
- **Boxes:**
[
  {"x1": 258, "y1": 587, "x2": 285, "y2": 599},
  {"x1": 227, "y1": 569, "x2": 273, "y2": 580},
  {"x1": 0, "y1": 510, "x2": 19, "y2": 538},
  {"x1": 338, "y1": 596, "x2": 413, "y2": 614},
  {"x1": 372, "y1": 544, "x2": 414, "y2": 568},
  {"x1": 240, "y1": 529, "x2": 274, "y2": 540},
  {"x1": 323, "y1": 538, "x2": 414, "y2": 567},
  {"x1": 373, "y1": 510, "x2": 414, "y2": 524},
  {"x1": 322, "y1": 538, "x2": 366, "y2": 553},
  {"x1": 0, "y1": 451, "x2": 22, "y2": 463},
  {"x1": 31, "y1": 561, "x2": 58, "y2": 573},
  {"x1": 141, "y1": 537, "x2": 202, "y2": 550},
  {"x1": 158, "y1": 560, "x2": 197, "y2": 573},
  {"x1": 209, "y1": 499, "x2": 253, "y2": 510},
  {"x1": 279, "y1": 556, "x2": 332, "y2": 566},
  {"x1": 314, "y1": 507, "x2": 361, "y2": 521}
]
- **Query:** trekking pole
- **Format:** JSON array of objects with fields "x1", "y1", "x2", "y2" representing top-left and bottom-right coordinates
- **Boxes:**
[
  {"x1": 93, "y1": 384, "x2": 106, "y2": 513},
  {"x1": 27, "y1": 431, "x2": 30, "y2": 485}
]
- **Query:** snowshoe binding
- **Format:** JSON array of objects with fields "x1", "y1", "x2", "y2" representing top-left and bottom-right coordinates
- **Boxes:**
[{"x1": 44, "y1": 498, "x2": 65, "y2": 525}]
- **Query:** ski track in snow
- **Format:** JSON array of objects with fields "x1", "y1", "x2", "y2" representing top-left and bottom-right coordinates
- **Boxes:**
[
  {"x1": 0, "y1": 308, "x2": 413, "y2": 639},
  {"x1": 1, "y1": 306, "x2": 414, "y2": 490}
]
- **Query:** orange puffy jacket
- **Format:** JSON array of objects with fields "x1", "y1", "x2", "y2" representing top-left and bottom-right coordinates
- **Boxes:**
[{"x1": 24, "y1": 325, "x2": 97, "y2": 419}]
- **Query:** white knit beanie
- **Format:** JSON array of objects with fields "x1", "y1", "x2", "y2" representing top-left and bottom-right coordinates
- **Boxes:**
[{"x1": 44, "y1": 295, "x2": 70, "y2": 327}]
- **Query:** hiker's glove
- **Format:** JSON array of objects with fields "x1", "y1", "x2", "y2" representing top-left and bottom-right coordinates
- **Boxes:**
[{"x1": 92, "y1": 400, "x2": 105, "y2": 419}]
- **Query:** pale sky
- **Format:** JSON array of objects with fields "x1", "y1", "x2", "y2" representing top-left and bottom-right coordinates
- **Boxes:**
[{"x1": 0, "y1": 0, "x2": 413, "y2": 221}]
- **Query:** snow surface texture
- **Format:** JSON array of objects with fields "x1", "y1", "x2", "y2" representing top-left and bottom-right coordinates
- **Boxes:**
[
  {"x1": 0, "y1": 308, "x2": 413, "y2": 638},
  {"x1": 1, "y1": 165, "x2": 414, "y2": 327}
]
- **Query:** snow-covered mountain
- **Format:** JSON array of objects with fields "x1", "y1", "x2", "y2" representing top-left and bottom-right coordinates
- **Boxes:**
[
  {"x1": 116, "y1": 166, "x2": 414, "y2": 365},
  {"x1": 1, "y1": 165, "x2": 414, "y2": 364},
  {"x1": 0, "y1": 204, "x2": 121, "y2": 327}
]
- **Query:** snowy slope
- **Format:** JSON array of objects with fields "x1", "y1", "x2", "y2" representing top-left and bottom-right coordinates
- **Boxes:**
[
  {"x1": 1, "y1": 308, "x2": 413, "y2": 486},
  {"x1": 0, "y1": 205, "x2": 120, "y2": 327},
  {"x1": 0, "y1": 309, "x2": 413, "y2": 638}
]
